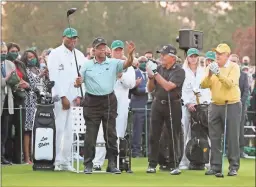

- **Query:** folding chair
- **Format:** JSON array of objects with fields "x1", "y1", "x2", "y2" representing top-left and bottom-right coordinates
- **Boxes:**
[{"x1": 71, "y1": 107, "x2": 86, "y2": 173}]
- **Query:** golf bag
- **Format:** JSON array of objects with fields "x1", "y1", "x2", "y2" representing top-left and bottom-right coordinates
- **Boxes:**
[
  {"x1": 32, "y1": 81, "x2": 56, "y2": 171},
  {"x1": 185, "y1": 104, "x2": 210, "y2": 168}
]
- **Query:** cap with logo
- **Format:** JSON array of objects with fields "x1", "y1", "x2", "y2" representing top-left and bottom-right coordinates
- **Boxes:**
[
  {"x1": 111, "y1": 40, "x2": 124, "y2": 50},
  {"x1": 63, "y1": 28, "x2": 78, "y2": 38},
  {"x1": 205, "y1": 51, "x2": 216, "y2": 61},
  {"x1": 156, "y1": 44, "x2": 177, "y2": 56},
  {"x1": 92, "y1": 37, "x2": 107, "y2": 48},
  {"x1": 187, "y1": 48, "x2": 199, "y2": 57},
  {"x1": 213, "y1": 43, "x2": 231, "y2": 54}
]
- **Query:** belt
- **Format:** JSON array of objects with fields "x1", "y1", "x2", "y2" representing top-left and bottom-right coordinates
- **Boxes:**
[
  {"x1": 154, "y1": 98, "x2": 180, "y2": 105},
  {"x1": 87, "y1": 92, "x2": 114, "y2": 98}
]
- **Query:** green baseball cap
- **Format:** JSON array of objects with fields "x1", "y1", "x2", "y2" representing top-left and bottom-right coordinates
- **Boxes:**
[
  {"x1": 111, "y1": 40, "x2": 124, "y2": 49},
  {"x1": 205, "y1": 51, "x2": 216, "y2": 61},
  {"x1": 187, "y1": 48, "x2": 199, "y2": 57},
  {"x1": 63, "y1": 28, "x2": 78, "y2": 38}
]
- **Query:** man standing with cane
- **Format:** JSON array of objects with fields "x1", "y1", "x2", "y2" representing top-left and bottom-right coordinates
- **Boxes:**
[
  {"x1": 201, "y1": 44, "x2": 241, "y2": 176},
  {"x1": 146, "y1": 44, "x2": 185, "y2": 175},
  {"x1": 75, "y1": 37, "x2": 135, "y2": 174}
]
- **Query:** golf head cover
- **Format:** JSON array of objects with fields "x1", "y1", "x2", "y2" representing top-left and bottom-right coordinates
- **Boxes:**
[{"x1": 209, "y1": 62, "x2": 220, "y2": 75}]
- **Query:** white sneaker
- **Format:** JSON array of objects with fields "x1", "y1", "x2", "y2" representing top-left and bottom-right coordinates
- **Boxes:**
[
  {"x1": 54, "y1": 165, "x2": 63, "y2": 171},
  {"x1": 179, "y1": 165, "x2": 189, "y2": 170},
  {"x1": 61, "y1": 164, "x2": 76, "y2": 172},
  {"x1": 73, "y1": 152, "x2": 84, "y2": 161},
  {"x1": 205, "y1": 163, "x2": 210, "y2": 170}
]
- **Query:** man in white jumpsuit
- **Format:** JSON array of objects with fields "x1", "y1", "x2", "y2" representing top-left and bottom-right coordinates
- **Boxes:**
[
  {"x1": 93, "y1": 40, "x2": 136, "y2": 170},
  {"x1": 179, "y1": 48, "x2": 211, "y2": 170},
  {"x1": 48, "y1": 28, "x2": 86, "y2": 171}
]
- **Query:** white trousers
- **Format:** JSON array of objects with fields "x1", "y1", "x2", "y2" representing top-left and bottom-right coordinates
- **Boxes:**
[
  {"x1": 54, "y1": 102, "x2": 73, "y2": 166},
  {"x1": 179, "y1": 106, "x2": 191, "y2": 167}
]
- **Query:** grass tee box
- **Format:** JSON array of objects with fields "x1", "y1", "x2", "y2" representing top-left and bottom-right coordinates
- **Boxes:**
[{"x1": 2, "y1": 158, "x2": 255, "y2": 187}]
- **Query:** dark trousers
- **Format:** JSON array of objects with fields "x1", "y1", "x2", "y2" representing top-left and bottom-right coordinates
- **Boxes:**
[
  {"x1": 132, "y1": 110, "x2": 145, "y2": 156},
  {"x1": 148, "y1": 99, "x2": 183, "y2": 168},
  {"x1": 83, "y1": 92, "x2": 118, "y2": 166},
  {"x1": 1, "y1": 97, "x2": 10, "y2": 158},
  {"x1": 239, "y1": 103, "x2": 246, "y2": 153},
  {"x1": 208, "y1": 102, "x2": 241, "y2": 171},
  {"x1": 158, "y1": 124, "x2": 170, "y2": 165},
  {"x1": 5, "y1": 97, "x2": 25, "y2": 164}
]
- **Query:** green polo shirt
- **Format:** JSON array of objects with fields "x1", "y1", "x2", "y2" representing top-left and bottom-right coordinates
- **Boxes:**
[{"x1": 80, "y1": 57, "x2": 124, "y2": 95}]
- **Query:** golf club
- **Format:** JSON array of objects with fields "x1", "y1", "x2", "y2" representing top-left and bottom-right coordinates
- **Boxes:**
[
  {"x1": 126, "y1": 108, "x2": 133, "y2": 173},
  {"x1": 168, "y1": 93, "x2": 181, "y2": 175},
  {"x1": 66, "y1": 8, "x2": 83, "y2": 98},
  {"x1": 215, "y1": 100, "x2": 228, "y2": 178}
]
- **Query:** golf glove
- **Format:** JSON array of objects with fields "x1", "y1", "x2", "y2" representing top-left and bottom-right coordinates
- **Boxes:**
[
  {"x1": 147, "y1": 60, "x2": 157, "y2": 73},
  {"x1": 209, "y1": 62, "x2": 220, "y2": 75}
]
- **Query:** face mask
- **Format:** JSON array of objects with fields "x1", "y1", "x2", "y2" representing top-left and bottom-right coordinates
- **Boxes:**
[
  {"x1": 6, "y1": 52, "x2": 19, "y2": 61},
  {"x1": 243, "y1": 62, "x2": 249, "y2": 66},
  {"x1": 139, "y1": 62, "x2": 147, "y2": 72},
  {"x1": 28, "y1": 58, "x2": 38, "y2": 66},
  {"x1": 1, "y1": 54, "x2": 7, "y2": 62}
]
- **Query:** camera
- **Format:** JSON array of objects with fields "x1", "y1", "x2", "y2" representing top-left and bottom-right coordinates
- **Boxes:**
[{"x1": 176, "y1": 29, "x2": 203, "y2": 50}]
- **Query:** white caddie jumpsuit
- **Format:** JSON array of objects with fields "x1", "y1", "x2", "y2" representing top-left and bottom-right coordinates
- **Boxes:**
[
  {"x1": 179, "y1": 65, "x2": 211, "y2": 168},
  {"x1": 93, "y1": 66, "x2": 136, "y2": 167},
  {"x1": 47, "y1": 44, "x2": 86, "y2": 166}
]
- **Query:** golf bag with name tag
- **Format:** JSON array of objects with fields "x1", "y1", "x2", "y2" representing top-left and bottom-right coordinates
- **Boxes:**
[
  {"x1": 185, "y1": 104, "x2": 210, "y2": 170},
  {"x1": 32, "y1": 81, "x2": 56, "y2": 171}
]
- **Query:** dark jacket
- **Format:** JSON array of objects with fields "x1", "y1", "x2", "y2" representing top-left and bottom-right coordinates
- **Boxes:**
[{"x1": 239, "y1": 70, "x2": 249, "y2": 105}]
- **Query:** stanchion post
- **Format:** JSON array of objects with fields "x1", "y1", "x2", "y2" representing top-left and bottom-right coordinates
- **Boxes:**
[
  {"x1": 145, "y1": 104, "x2": 148, "y2": 157},
  {"x1": 19, "y1": 104, "x2": 23, "y2": 163}
]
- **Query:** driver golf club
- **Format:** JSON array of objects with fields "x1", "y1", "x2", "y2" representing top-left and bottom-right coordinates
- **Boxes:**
[
  {"x1": 215, "y1": 100, "x2": 228, "y2": 178},
  {"x1": 66, "y1": 8, "x2": 83, "y2": 98},
  {"x1": 168, "y1": 93, "x2": 181, "y2": 175}
]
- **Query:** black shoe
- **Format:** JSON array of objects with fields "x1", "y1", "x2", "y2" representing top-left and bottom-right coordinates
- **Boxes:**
[
  {"x1": 146, "y1": 166, "x2": 156, "y2": 173},
  {"x1": 106, "y1": 166, "x2": 121, "y2": 174},
  {"x1": 205, "y1": 169, "x2": 220, "y2": 175},
  {"x1": 107, "y1": 159, "x2": 121, "y2": 174},
  {"x1": 1, "y1": 157, "x2": 12, "y2": 165},
  {"x1": 84, "y1": 164, "x2": 93, "y2": 174},
  {"x1": 93, "y1": 165, "x2": 101, "y2": 171},
  {"x1": 227, "y1": 170, "x2": 237, "y2": 176}
]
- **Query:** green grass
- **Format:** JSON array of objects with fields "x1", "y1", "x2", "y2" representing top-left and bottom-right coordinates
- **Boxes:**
[{"x1": 2, "y1": 158, "x2": 255, "y2": 187}]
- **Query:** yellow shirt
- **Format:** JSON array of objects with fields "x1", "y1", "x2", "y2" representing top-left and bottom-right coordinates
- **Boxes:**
[{"x1": 201, "y1": 61, "x2": 240, "y2": 105}]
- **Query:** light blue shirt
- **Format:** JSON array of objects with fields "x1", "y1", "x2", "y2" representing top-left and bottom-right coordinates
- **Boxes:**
[{"x1": 80, "y1": 57, "x2": 124, "y2": 95}]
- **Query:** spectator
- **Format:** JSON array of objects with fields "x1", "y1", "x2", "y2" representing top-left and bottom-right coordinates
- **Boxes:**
[
  {"x1": 6, "y1": 42, "x2": 30, "y2": 164},
  {"x1": 20, "y1": 49, "x2": 48, "y2": 164},
  {"x1": 144, "y1": 51, "x2": 154, "y2": 60},
  {"x1": 1, "y1": 42, "x2": 16, "y2": 165},
  {"x1": 230, "y1": 54, "x2": 249, "y2": 158}
]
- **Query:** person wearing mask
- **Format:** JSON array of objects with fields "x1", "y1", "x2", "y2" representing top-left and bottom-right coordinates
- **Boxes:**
[
  {"x1": 179, "y1": 48, "x2": 211, "y2": 170},
  {"x1": 1, "y1": 42, "x2": 16, "y2": 165},
  {"x1": 146, "y1": 44, "x2": 185, "y2": 174},
  {"x1": 205, "y1": 51, "x2": 216, "y2": 67},
  {"x1": 93, "y1": 40, "x2": 136, "y2": 170},
  {"x1": 201, "y1": 44, "x2": 241, "y2": 176},
  {"x1": 130, "y1": 56, "x2": 149, "y2": 157},
  {"x1": 75, "y1": 37, "x2": 135, "y2": 174},
  {"x1": 47, "y1": 28, "x2": 86, "y2": 171},
  {"x1": 20, "y1": 49, "x2": 48, "y2": 164},
  {"x1": 6, "y1": 42, "x2": 30, "y2": 164},
  {"x1": 229, "y1": 54, "x2": 249, "y2": 158}
]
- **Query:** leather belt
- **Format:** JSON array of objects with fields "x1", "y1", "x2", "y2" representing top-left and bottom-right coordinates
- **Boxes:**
[
  {"x1": 154, "y1": 98, "x2": 180, "y2": 104},
  {"x1": 87, "y1": 92, "x2": 114, "y2": 98}
]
